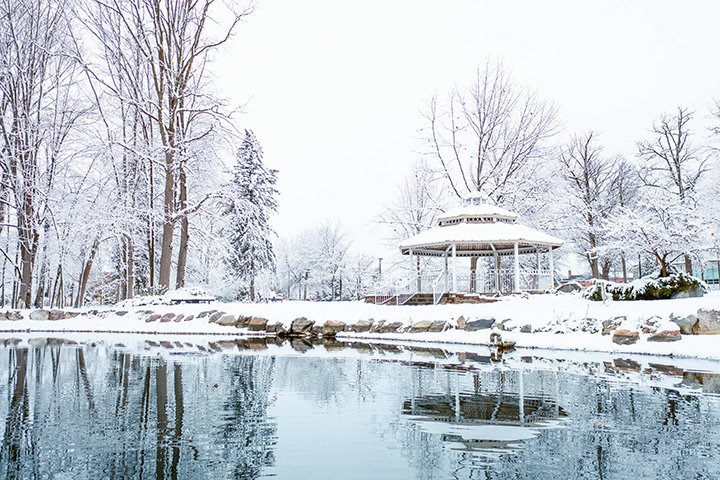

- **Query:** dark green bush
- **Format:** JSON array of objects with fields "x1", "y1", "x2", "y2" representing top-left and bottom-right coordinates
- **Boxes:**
[{"x1": 584, "y1": 271, "x2": 708, "y2": 301}]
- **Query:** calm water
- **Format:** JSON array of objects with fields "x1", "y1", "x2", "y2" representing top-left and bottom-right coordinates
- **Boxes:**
[{"x1": 1, "y1": 337, "x2": 720, "y2": 479}]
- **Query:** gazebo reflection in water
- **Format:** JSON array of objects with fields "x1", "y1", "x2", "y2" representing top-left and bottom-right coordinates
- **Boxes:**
[
  {"x1": 402, "y1": 366, "x2": 568, "y2": 462},
  {"x1": 370, "y1": 194, "x2": 564, "y2": 305}
]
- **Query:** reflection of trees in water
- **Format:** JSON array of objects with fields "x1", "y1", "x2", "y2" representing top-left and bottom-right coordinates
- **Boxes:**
[
  {"x1": 383, "y1": 364, "x2": 720, "y2": 479},
  {"x1": 219, "y1": 355, "x2": 277, "y2": 479},
  {"x1": 273, "y1": 356, "x2": 378, "y2": 407},
  {"x1": 1, "y1": 348, "x2": 30, "y2": 480},
  {"x1": 0, "y1": 345, "x2": 278, "y2": 479}
]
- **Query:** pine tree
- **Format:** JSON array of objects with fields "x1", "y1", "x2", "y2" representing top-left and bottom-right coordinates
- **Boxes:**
[{"x1": 223, "y1": 130, "x2": 279, "y2": 300}]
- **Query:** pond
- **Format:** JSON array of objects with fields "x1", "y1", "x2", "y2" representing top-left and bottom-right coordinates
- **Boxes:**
[{"x1": 1, "y1": 336, "x2": 720, "y2": 479}]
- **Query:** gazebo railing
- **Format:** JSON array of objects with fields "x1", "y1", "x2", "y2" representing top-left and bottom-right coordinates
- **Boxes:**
[
  {"x1": 370, "y1": 268, "x2": 552, "y2": 304},
  {"x1": 450, "y1": 268, "x2": 552, "y2": 295},
  {"x1": 432, "y1": 271, "x2": 448, "y2": 305}
]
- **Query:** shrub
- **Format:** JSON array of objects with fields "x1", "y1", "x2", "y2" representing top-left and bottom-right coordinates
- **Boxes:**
[{"x1": 584, "y1": 271, "x2": 708, "y2": 301}]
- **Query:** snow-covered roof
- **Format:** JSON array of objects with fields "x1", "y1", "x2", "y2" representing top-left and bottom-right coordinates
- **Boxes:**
[
  {"x1": 438, "y1": 204, "x2": 519, "y2": 223},
  {"x1": 400, "y1": 220, "x2": 563, "y2": 256},
  {"x1": 400, "y1": 201, "x2": 563, "y2": 256}
]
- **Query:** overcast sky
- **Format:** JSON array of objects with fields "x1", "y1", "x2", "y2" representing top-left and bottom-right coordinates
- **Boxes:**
[{"x1": 216, "y1": 0, "x2": 720, "y2": 262}]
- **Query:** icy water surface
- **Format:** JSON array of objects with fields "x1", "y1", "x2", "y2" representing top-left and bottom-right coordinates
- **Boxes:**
[{"x1": 1, "y1": 337, "x2": 720, "y2": 479}]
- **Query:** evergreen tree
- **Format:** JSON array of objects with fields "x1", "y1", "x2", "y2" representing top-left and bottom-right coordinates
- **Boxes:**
[{"x1": 223, "y1": 130, "x2": 279, "y2": 300}]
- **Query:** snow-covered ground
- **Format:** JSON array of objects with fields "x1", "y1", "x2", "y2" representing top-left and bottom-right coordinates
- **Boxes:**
[{"x1": 2, "y1": 291, "x2": 720, "y2": 360}]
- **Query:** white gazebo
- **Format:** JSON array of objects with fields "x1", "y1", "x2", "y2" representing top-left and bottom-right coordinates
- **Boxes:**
[{"x1": 393, "y1": 194, "x2": 563, "y2": 303}]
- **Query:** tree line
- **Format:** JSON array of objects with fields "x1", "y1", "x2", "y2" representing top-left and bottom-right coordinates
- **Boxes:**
[{"x1": 0, "y1": 0, "x2": 276, "y2": 308}]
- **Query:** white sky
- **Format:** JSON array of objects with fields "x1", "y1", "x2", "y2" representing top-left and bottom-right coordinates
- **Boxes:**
[{"x1": 215, "y1": 0, "x2": 720, "y2": 262}]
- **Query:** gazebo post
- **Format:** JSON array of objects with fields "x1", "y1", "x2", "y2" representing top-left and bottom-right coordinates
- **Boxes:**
[
  {"x1": 444, "y1": 247, "x2": 449, "y2": 293},
  {"x1": 452, "y1": 243, "x2": 457, "y2": 293},
  {"x1": 409, "y1": 249, "x2": 414, "y2": 292},
  {"x1": 490, "y1": 243, "x2": 499, "y2": 294},
  {"x1": 514, "y1": 242, "x2": 520, "y2": 292},
  {"x1": 549, "y1": 246, "x2": 555, "y2": 289},
  {"x1": 535, "y1": 247, "x2": 540, "y2": 290},
  {"x1": 470, "y1": 256, "x2": 478, "y2": 293}
]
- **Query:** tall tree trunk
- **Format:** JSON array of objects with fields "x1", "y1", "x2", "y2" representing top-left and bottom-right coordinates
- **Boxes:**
[
  {"x1": 684, "y1": 255, "x2": 693, "y2": 276},
  {"x1": 76, "y1": 236, "x2": 101, "y2": 308},
  {"x1": 621, "y1": 255, "x2": 627, "y2": 283},
  {"x1": 17, "y1": 196, "x2": 38, "y2": 309},
  {"x1": 601, "y1": 260, "x2": 611, "y2": 281},
  {"x1": 52, "y1": 263, "x2": 64, "y2": 308},
  {"x1": 249, "y1": 276, "x2": 255, "y2": 302},
  {"x1": 126, "y1": 236, "x2": 134, "y2": 299},
  {"x1": 148, "y1": 156, "x2": 156, "y2": 289},
  {"x1": 34, "y1": 257, "x2": 47, "y2": 308},
  {"x1": 158, "y1": 156, "x2": 175, "y2": 290},
  {"x1": 175, "y1": 166, "x2": 188, "y2": 289}
]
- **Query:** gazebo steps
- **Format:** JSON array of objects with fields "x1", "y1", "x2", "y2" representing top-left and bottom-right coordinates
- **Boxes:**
[{"x1": 402, "y1": 293, "x2": 438, "y2": 305}]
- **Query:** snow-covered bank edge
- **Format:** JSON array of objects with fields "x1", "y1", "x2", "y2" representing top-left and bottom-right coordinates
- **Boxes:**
[{"x1": 2, "y1": 293, "x2": 720, "y2": 360}]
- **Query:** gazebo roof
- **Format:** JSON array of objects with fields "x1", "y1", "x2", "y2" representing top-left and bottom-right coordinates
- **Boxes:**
[
  {"x1": 438, "y1": 204, "x2": 518, "y2": 224},
  {"x1": 399, "y1": 202, "x2": 563, "y2": 257}
]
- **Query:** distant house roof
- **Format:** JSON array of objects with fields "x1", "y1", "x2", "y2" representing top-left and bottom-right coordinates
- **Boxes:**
[{"x1": 399, "y1": 198, "x2": 563, "y2": 257}]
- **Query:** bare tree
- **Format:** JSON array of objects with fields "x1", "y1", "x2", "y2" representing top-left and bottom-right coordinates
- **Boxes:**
[
  {"x1": 86, "y1": 0, "x2": 253, "y2": 291},
  {"x1": 0, "y1": 0, "x2": 83, "y2": 307},
  {"x1": 637, "y1": 107, "x2": 707, "y2": 274},
  {"x1": 559, "y1": 132, "x2": 616, "y2": 279},
  {"x1": 610, "y1": 158, "x2": 641, "y2": 281},
  {"x1": 376, "y1": 159, "x2": 445, "y2": 289},
  {"x1": 424, "y1": 62, "x2": 558, "y2": 212}
]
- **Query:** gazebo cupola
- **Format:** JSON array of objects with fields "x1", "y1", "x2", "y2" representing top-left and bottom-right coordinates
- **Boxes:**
[{"x1": 397, "y1": 193, "x2": 564, "y2": 300}]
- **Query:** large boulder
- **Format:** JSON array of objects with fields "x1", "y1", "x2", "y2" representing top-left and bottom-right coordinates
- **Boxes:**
[
  {"x1": 602, "y1": 316, "x2": 625, "y2": 336},
  {"x1": 464, "y1": 319, "x2": 495, "y2": 331},
  {"x1": 160, "y1": 313, "x2": 176, "y2": 323},
  {"x1": 236, "y1": 316, "x2": 251, "y2": 328},
  {"x1": 648, "y1": 330, "x2": 682, "y2": 342},
  {"x1": 409, "y1": 320, "x2": 433, "y2": 333},
  {"x1": 556, "y1": 282, "x2": 582, "y2": 293},
  {"x1": 612, "y1": 329, "x2": 639, "y2": 345},
  {"x1": 671, "y1": 283, "x2": 706, "y2": 299},
  {"x1": 290, "y1": 317, "x2": 314, "y2": 334},
  {"x1": 207, "y1": 311, "x2": 225, "y2": 323},
  {"x1": 369, "y1": 320, "x2": 386, "y2": 333},
  {"x1": 351, "y1": 319, "x2": 373, "y2": 333},
  {"x1": 247, "y1": 317, "x2": 269, "y2": 331},
  {"x1": 269, "y1": 322, "x2": 287, "y2": 336},
  {"x1": 428, "y1": 320, "x2": 448, "y2": 333},
  {"x1": 378, "y1": 321, "x2": 404, "y2": 333},
  {"x1": 49, "y1": 310, "x2": 65, "y2": 321},
  {"x1": 145, "y1": 314, "x2": 161, "y2": 323},
  {"x1": 670, "y1": 313, "x2": 698, "y2": 334},
  {"x1": 216, "y1": 314, "x2": 237, "y2": 326},
  {"x1": 696, "y1": 309, "x2": 720, "y2": 334},
  {"x1": 323, "y1": 320, "x2": 346, "y2": 337},
  {"x1": 491, "y1": 319, "x2": 513, "y2": 331},
  {"x1": 30, "y1": 309, "x2": 50, "y2": 321}
]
